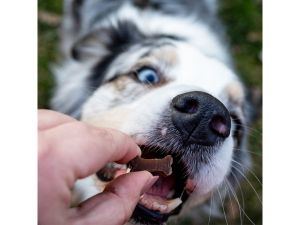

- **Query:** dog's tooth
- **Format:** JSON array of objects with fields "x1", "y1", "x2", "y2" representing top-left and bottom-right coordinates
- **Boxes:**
[
  {"x1": 166, "y1": 198, "x2": 182, "y2": 213},
  {"x1": 138, "y1": 195, "x2": 182, "y2": 214},
  {"x1": 139, "y1": 195, "x2": 151, "y2": 209},
  {"x1": 153, "y1": 202, "x2": 168, "y2": 212}
]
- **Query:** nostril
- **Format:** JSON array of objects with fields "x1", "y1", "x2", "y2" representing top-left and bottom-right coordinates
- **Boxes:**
[
  {"x1": 209, "y1": 116, "x2": 230, "y2": 138},
  {"x1": 173, "y1": 98, "x2": 199, "y2": 114}
]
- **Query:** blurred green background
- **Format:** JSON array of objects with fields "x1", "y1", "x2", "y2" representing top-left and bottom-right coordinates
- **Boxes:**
[{"x1": 38, "y1": 0, "x2": 262, "y2": 224}]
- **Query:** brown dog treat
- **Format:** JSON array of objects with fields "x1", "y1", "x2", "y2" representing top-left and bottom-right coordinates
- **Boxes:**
[{"x1": 128, "y1": 155, "x2": 173, "y2": 176}]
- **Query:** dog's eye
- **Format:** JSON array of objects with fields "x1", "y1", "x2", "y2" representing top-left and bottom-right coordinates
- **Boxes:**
[{"x1": 135, "y1": 67, "x2": 160, "y2": 84}]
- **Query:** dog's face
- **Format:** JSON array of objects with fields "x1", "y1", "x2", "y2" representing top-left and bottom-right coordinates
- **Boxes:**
[
  {"x1": 52, "y1": 2, "x2": 250, "y2": 224},
  {"x1": 80, "y1": 39, "x2": 246, "y2": 223}
]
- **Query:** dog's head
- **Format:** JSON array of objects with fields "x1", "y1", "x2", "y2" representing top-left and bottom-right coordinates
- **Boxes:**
[{"x1": 52, "y1": 2, "x2": 251, "y2": 224}]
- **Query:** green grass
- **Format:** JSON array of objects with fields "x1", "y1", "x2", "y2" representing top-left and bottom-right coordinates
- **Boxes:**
[
  {"x1": 38, "y1": 0, "x2": 62, "y2": 14},
  {"x1": 38, "y1": 1, "x2": 262, "y2": 224},
  {"x1": 220, "y1": 0, "x2": 262, "y2": 88},
  {"x1": 38, "y1": 21, "x2": 57, "y2": 108}
]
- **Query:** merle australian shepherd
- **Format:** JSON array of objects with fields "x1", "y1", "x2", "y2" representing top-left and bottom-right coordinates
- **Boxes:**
[{"x1": 51, "y1": 0, "x2": 252, "y2": 224}]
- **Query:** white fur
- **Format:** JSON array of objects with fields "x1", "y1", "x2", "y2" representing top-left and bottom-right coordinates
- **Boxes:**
[
  {"x1": 108, "y1": 3, "x2": 230, "y2": 64},
  {"x1": 73, "y1": 176, "x2": 100, "y2": 202},
  {"x1": 51, "y1": 60, "x2": 93, "y2": 117}
]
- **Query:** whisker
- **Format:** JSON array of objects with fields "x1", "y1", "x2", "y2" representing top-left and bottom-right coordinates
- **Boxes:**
[
  {"x1": 207, "y1": 194, "x2": 213, "y2": 225},
  {"x1": 231, "y1": 165, "x2": 262, "y2": 204},
  {"x1": 234, "y1": 147, "x2": 262, "y2": 156},
  {"x1": 231, "y1": 159, "x2": 262, "y2": 186},
  {"x1": 229, "y1": 173, "x2": 246, "y2": 224},
  {"x1": 217, "y1": 187, "x2": 229, "y2": 225},
  {"x1": 232, "y1": 122, "x2": 262, "y2": 136},
  {"x1": 225, "y1": 179, "x2": 256, "y2": 225},
  {"x1": 224, "y1": 181, "x2": 242, "y2": 225}
]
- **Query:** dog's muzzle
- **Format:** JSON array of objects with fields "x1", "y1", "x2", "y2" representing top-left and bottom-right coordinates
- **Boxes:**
[{"x1": 130, "y1": 91, "x2": 232, "y2": 224}]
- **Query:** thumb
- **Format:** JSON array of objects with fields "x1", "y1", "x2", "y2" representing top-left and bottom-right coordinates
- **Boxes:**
[{"x1": 70, "y1": 171, "x2": 158, "y2": 225}]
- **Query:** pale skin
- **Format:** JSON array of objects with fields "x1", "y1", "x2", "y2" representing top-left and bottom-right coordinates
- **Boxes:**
[{"x1": 38, "y1": 110, "x2": 157, "y2": 225}]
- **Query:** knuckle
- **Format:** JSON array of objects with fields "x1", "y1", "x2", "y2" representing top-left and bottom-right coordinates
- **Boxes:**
[
  {"x1": 72, "y1": 121, "x2": 90, "y2": 133},
  {"x1": 68, "y1": 122, "x2": 97, "y2": 139},
  {"x1": 95, "y1": 128, "x2": 116, "y2": 146},
  {"x1": 99, "y1": 128, "x2": 116, "y2": 140}
]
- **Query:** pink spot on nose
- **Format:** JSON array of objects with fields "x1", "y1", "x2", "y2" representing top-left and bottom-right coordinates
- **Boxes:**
[{"x1": 210, "y1": 116, "x2": 229, "y2": 137}]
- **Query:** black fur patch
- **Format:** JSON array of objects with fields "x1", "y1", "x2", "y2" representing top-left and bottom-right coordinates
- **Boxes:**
[
  {"x1": 88, "y1": 21, "x2": 181, "y2": 90},
  {"x1": 89, "y1": 21, "x2": 146, "y2": 89},
  {"x1": 72, "y1": 0, "x2": 83, "y2": 27}
]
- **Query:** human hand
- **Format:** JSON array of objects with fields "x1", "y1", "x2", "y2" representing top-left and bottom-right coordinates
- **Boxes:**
[{"x1": 38, "y1": 110, "x2": 157, "y2": 225}]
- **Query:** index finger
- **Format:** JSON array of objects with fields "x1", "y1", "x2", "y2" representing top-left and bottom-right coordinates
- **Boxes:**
[
  {"x1": 40, "y1": 121, "x2": 141, "y2": 182},
  {"x1": 38, "y1": 109, "x2": 76, "y2": 130}
]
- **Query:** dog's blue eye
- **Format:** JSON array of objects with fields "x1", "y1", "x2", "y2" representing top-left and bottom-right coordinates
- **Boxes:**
[{"x1": 136, "y1": 67, "x2": 160, "y2": 84}]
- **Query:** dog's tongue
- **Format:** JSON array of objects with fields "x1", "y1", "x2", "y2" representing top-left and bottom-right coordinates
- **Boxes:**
[{"x1": 146, "y1": 174, "x2": 176, "y2": 198}]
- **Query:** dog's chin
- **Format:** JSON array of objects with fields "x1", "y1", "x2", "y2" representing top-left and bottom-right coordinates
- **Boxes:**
[{"x1": 130, "y1": 145, "x2": 193, "y2": 224}]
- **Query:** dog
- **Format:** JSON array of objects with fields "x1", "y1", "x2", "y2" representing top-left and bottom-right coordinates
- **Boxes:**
[{"x1": 51, "y1": 0, "x2": 251, "y2": 224}]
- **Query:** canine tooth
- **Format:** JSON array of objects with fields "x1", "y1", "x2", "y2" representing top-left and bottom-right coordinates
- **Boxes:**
[
  {"x1": 153, "y1": 202, "x2": 168, "y2": 212},
  {"x1": 138, "y1": 195, "x2": 182, "y2": 214},
  {"x1": 166, "y1": 198, "x2": 182, "y2": 213}
]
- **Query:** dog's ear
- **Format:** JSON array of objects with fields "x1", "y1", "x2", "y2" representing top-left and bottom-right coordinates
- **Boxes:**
[
  {"x1": 61, "y1": 0, "x2": 125, "y2": 59},
  {"x1": 70, "y1": 20, "x2": 145, "y2": 62},
  {"x1": 60, "y1": 0, "x2": 84, "y2": 57},
  {"x1": 70, "y1": 29, "x2": 112, "y2": 62}
]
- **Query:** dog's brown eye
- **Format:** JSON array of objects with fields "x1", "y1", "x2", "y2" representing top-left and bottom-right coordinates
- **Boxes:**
[{"x1": 135, "y1": 67, "x2": 160, "y2": 84}]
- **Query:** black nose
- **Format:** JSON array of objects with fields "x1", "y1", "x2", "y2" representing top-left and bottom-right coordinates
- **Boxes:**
[{"x1": 171, "y1": 91, "x2": 231, "y2": 146}]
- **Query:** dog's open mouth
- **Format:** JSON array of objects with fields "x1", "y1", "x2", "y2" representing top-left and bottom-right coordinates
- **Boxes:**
[
  {"x1": 97, "y1": 145, "x2": 194, "y2": 223},
  {"x1": 131, "y1": 145, "x2": 191, "y2": 224}
]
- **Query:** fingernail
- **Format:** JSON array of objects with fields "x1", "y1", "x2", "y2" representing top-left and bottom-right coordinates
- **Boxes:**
[{"x1": 141, "y1": 175, "x2": 159, "y2": 194}]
